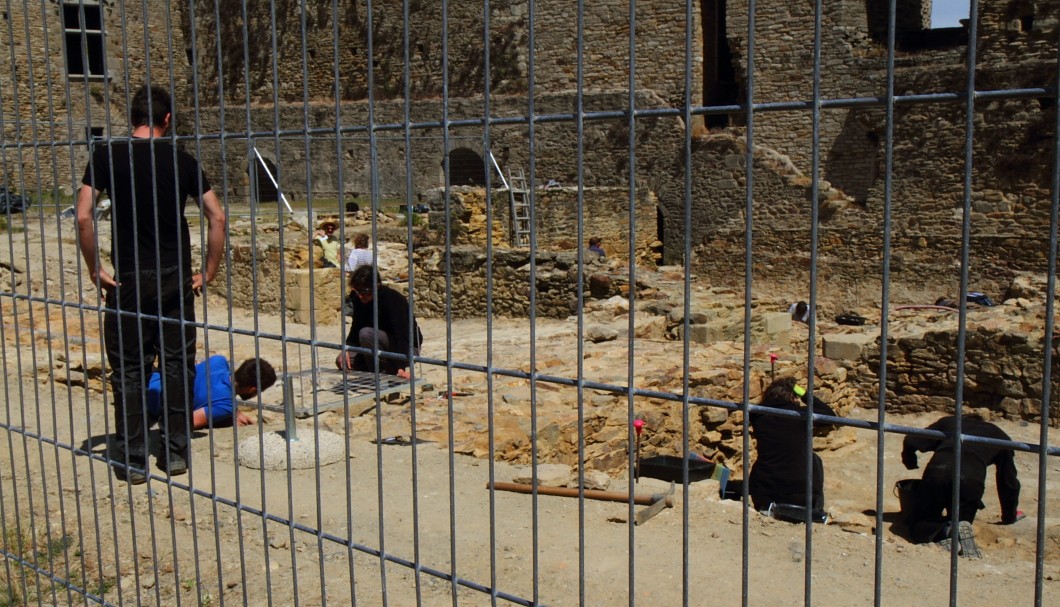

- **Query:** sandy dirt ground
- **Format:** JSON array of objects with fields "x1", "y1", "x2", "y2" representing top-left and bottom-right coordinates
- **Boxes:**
[{"x1": 0, "y1": 224, "x2": 1057, "y2": 606}]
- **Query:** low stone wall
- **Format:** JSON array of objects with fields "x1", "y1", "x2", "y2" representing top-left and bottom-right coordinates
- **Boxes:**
[
  {"x1": 410, "y1": 246, "x2": 619, "y2": 319},
  {"x1": 211, "y1": 243, "x2": 288, "y2": 316},
  {"x1": 213, "y1": 242, "x2": 345, "y2": 324},
  {"x1": 285, "y1": 268, "x2": 346, "y2": 325},
  {"x1": 222, "y1": 241, "x2": 623, "y2": 322},
  {"x1": 852, "y1": 324, "x2": 1059, "y2": 426},
  {"x1": 425, "y1": 186, "x2": 657, "y2": 265}
]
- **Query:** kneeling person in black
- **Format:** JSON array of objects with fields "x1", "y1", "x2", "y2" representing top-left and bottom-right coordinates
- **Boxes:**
[
  {"x1": 749, "y1": 376, "x2": 838, "y2": 516},
  {"x1": 901, "y1": 414, "x2": 1022, "y2": 545},
  {"x1": 336, "y1": 265, "x2": 422, "y2": 378}
]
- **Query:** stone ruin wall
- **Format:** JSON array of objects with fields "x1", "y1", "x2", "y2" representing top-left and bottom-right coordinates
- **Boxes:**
[
  {"x1": 977, "y1": 0, "x2": 1060, "y2": 65},
  {"x1": 409, "y1": 247, "x2": 618, "y2": 320},
  {"x1": 0, "y1": 3, "x2": 193, "y2": 199},
  {"x1": 681, "y1": 121, "x2": 1052, "y2": 306},
  {"x1": 190, "y1": 90, "x2": 675, "y2": 204},
  {"x1": 5, "y1": 1, "x2": 1054, "y2": 310},
  {"x1": 217, "y1": 238, "x2": 619, "y2": 324},
  {"x1": 423, "y1": 186, "x2": 657, "y2": 262},
  {"x1": 853, "y1": 326, "x2": 1059, "y2": 426},
  {"x1": 190, "y1": 0, "x2": 701, "y2": 110}
]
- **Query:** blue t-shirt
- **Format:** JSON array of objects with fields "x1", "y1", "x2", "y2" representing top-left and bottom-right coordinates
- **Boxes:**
[{"x1": 147, "y1": 355, "x2": 234, "y2": 425}]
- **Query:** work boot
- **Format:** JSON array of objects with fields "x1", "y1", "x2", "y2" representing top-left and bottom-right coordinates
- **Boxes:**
[
  {"x1": 936, "y1": 521, "x2": 982, "y2": 559},
  {"x1": 159, "y1": 452, "x2": 188, "y2": 477},
  {"x1": 112, "y1": 460, "x2": 148, "y2": 485}
]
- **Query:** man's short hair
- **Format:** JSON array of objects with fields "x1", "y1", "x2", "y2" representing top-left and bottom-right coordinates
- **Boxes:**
[
  {"x1": 130, "y1": 85, "x2": 173, "y2": 129},
  {"x1": 349, "y1": 264, "x2": 379, "y2": 290},
  {"x1": 353, "y1": 233, "x2": 369, "y2": 248},
  {"x1": 234, "y1": 358, "x2": 277, "y2": 392}
]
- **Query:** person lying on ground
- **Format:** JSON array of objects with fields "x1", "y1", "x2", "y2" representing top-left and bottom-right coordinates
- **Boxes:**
[{"x1": 147, "y1": 355, "x2": 277, "y2": 429}]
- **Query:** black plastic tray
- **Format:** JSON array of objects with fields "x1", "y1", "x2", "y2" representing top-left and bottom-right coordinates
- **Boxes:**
[{"x1": 636, "y1": 455, "x2": 717, "y2": 483}]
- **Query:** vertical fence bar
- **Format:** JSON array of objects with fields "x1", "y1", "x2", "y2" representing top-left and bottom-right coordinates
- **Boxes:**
[
  {"x1": 873, "y1": 1, "x2": 899, "y2": 605},
  {"x1": 950, "y1": 1, "x2": 983, "y2": 599}
]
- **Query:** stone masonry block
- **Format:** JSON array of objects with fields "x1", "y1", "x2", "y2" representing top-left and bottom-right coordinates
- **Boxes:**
[
  {"x1": 285, "y1": 286, "x2": 311, "y2": 312},
  {"x1": 822, "y1": 333, "x2": 876, "y2": 361},
  {"x1": 678, "y1": 323, "x2": 711, "y2": 344},
  {"x1": 758, "y1": 311, "x2": 792, "y2": 335}
]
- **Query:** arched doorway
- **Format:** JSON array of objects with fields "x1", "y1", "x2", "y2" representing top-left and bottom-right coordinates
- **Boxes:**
[{"x1": 447, "y1": 148, "x2": 487, "y2": 186}]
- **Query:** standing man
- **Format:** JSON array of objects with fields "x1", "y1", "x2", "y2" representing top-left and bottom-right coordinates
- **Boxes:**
[
  {"x1": 77, "y1": 84, "x2": 226, "y2": 484},
  {"x1": 901, "y1": 413, "x2": 1023, "y2": 556}
]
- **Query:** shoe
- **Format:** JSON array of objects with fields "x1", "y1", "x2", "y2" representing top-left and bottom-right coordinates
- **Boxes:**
[
  {"x1": 159, "y1": 453, "x2": 188, "y2": 477},
  {"x1": 936, "y1": 521, "x2": 982, "y2": 559},
  {"x1": 113, "y1": 461, "x2": 148, "y2": 485}
]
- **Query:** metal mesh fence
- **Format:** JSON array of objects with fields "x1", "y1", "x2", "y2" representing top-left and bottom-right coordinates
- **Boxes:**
[{"x1": 0, "y1": 1, "x2": 1057, "y2": 605}]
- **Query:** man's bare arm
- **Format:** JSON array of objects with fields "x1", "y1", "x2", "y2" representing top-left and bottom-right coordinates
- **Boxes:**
[
  {"x1": 190, "y1": 408, "x2": 253, "y2": 430},
  {"x1": 75, "y1": 185, "x2": 117, "y2": 289},
  {"x1": 191, "y1": 189, "x2": 226, "y2": 294}
]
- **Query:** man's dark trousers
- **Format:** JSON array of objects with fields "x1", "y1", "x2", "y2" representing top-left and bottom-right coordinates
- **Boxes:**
[{"x1": 104, "y1": 265, "x2": 196, "y2": 466}]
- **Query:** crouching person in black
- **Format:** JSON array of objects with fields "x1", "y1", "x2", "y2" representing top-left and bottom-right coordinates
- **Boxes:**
[
  {"x1": 901, "y1": 413, "x2": 1022, "y2": 555},
  {"x1": 337, "y1": 265, "x2": 422, "y2": 378},
  {"x1": 748, "y1": 376, "x2": 838, "y2": 521}
]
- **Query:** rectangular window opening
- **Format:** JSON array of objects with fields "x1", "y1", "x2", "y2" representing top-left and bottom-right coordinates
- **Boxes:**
[{"x1": 62, "y1": 2, "x2": 107, "y2": 80}]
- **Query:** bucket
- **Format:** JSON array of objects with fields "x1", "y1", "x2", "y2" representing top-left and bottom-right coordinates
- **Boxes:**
[{"x1": 894, "y1": 478, "x2": 919, "y2": 520}]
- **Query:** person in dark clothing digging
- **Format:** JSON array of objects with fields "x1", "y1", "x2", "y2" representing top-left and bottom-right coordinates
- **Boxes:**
[
  {"x1": 748, "y1": 376, "x2": 838, "y2": 519},
  {"x1": 336, "y1": 265, "x2": 422, "y2": 378},
  {"x1": 901, "y1": 414, "x2": 1023, "y2": 557}
]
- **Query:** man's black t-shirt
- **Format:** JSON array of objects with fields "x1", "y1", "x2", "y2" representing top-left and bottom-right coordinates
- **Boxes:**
[{"x1": 82, "y1": 139, "x2": 210, "y2": 274}]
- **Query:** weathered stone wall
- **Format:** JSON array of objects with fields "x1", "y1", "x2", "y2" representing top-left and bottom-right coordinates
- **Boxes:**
[
  {"x1": 190, "y1": 1, "x2": 701, "y2": 109},
  {"x1": 854, "y1": 325, "x2": 1059, "y2": 426},
  {"x1": 424, "y1": 186, "x2": 656, "y2": 260},
  {"x1": 0, "y1": 2, "x2": 193, "y2": 198},
  {"x1": 221, "y1": 238, "x2": 617, "y2": 322},
  {"x1": 978, "y1": 1, "x2": 1059, "y2": 66},
  {"x1": 409, "y1": 246, "x2": 615, "y2": 319},
  {"x1": 211, "y1": 242, "x2": 312, "y2": 318},
  {"x1": 189, "y1": 90, "x2": 677, "y2": 204},
  {"x1": 3, "y1": 1, "x2": 1057, "y2": 321}
]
